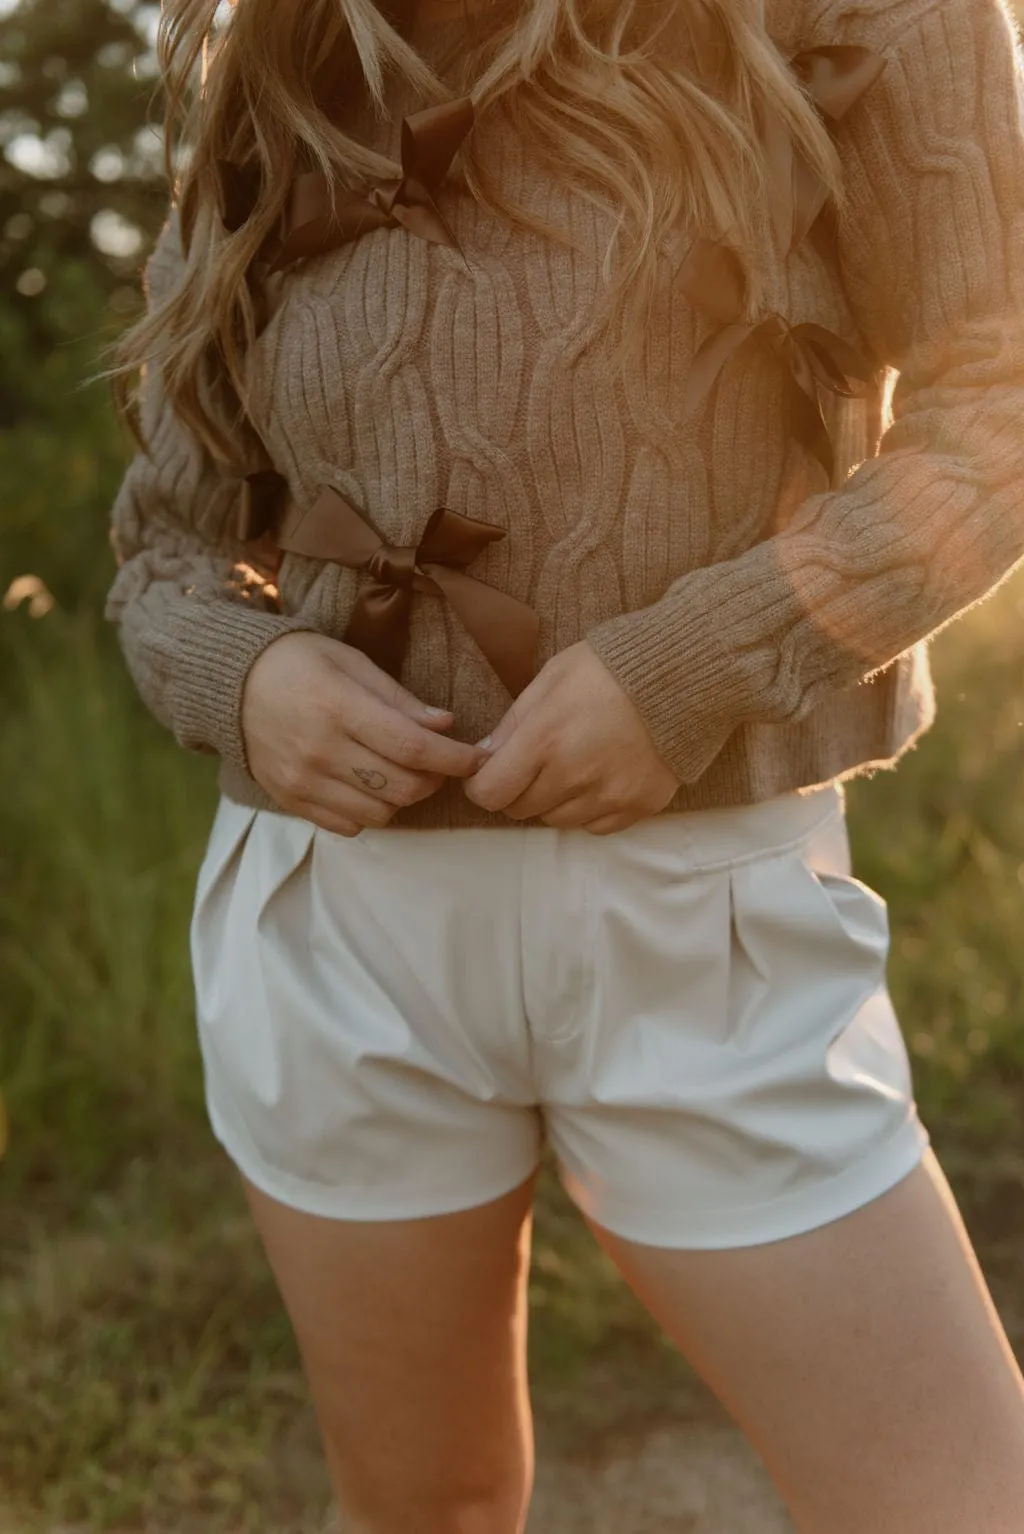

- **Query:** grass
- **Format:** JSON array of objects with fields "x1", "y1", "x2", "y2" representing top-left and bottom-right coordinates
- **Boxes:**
[{"x1": 1, "y1": 572, "x2": 1024, "y2": 1531}]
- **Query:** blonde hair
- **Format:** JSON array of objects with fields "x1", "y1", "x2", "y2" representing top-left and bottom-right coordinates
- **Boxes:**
[{"x1": 113, "y1": 0, "x2": 845, "y2": 468}]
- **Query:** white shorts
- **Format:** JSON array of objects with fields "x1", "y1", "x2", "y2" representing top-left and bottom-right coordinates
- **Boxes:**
[{"x1": 190, "y1": 783, "x2": 929, "y2": 1248}]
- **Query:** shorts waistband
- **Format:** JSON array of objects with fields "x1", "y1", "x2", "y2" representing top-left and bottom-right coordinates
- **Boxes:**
[{"x1": 654, "y1": 783, "x2": 845, "y2": 873}]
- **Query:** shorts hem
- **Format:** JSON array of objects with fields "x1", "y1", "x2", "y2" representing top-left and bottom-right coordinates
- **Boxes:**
[
  {"x1": 557, "y1": 1111, "x2": 931, "y2": 1250},
  {"x1": 206, "y1": 1102, "x2": 541, "y2": 1223}
]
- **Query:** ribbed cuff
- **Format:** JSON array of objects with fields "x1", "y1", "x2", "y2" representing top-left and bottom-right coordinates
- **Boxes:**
[
  {"x1": 586, "y1": 597, "x2": 743, "y2": 785},
  {"x1": 163, "y1": 598, "x2": 321, "y2": 776}
]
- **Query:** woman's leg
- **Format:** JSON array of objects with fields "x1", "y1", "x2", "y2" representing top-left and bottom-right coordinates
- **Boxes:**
[
  {"x1": 590, "y1": 1149, "x2": 1024, "y2": 1534},
  {"x1": 241, "y1": 1172, "x2": 536, "y2": 1534}
]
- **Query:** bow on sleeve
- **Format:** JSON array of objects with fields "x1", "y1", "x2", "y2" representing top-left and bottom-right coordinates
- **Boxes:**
[
  {"x1": 266, "y1": 484, "x2": 538, "y2": 697},
  {"x1": 676, "y1": 44, "x2": 887, "y2": 482}
]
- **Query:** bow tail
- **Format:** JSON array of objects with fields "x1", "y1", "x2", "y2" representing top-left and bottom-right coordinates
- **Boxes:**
[
  {"x1": 270, "y1": 205, "x2": 390, "y2": 272},
  {"x1": 784, "y1": 370, "x2": 835, "y2": 482},
  {"x1": 680, "y1": 322, "x2": 762, "y2": 420},
  {"x1": 792, "y1": 323, "x2": 878, "y2": 395},
  {"x1": 344, "y1": 583, "x2": 415, "y2": 681},
  {"x1": 762, "y1": 107, "x2": 798, "y2": 257},
  {"x1": 426, "y1": 565, "x2": 539, "y2": 698},
  {"x1": 790, "y1": 149, "x2": 831, "y2": 251}
]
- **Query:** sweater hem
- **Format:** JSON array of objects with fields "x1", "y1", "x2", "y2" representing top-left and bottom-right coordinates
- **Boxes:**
[{"x1": 215, "y1": 671, "x2": 935, "y2": 829}]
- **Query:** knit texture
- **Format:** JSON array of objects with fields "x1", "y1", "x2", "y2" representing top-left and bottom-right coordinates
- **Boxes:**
[{"x1": 105, "y1": 0, "x2": 1024, "y2": 829}]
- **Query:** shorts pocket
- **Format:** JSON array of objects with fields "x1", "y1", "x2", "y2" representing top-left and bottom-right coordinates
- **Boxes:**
[
  {"x1": 191, "y1": 797, "x2": 259, "y2": 933},
  {"x1": 726, "y1": 835, "x2": 892, "y2": 1060},
  {"x1": 190, "y1": 800, "x2": 316, "y2": 1027}
]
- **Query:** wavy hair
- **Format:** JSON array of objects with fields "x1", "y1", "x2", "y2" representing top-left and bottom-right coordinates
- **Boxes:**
[{"x1": 112, "y1": 0, "x2": 845, "y2": 467}]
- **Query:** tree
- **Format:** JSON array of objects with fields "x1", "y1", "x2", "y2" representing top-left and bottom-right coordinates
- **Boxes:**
[{"x1": 0, "y1": 0, "x2": 169, "y2": 430}]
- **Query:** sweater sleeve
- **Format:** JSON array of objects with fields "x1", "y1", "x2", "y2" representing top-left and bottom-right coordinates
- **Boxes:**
[
  {"x1": 104, "y1": 212, "x2": 317, "y2": 772},
  {"x1": 586, "y1": 0, "x2": 1024, "y2": 784}
]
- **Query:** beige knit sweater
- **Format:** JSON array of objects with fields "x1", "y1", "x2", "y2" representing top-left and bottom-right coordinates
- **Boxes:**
[{"x1": 106, "y1": 0, "x2": 1024, "y2": 830}]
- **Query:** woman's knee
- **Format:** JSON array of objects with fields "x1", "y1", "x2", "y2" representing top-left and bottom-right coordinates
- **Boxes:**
[{"x1": 335, "y1": 1460, "x2": 533, "y2": 1534}]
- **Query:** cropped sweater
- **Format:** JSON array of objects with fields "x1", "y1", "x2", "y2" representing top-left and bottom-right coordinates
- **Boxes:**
[{"x1": 105, "y1": 0, "x2": 1024, "y2": 830}]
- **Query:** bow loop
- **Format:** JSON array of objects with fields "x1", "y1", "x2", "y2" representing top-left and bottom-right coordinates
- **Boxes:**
[
  {"x1": 237, "y1": 468, "x2": 289, "y2": 543},
  {"x1": 367, "y1": 544, "x2": 419, "y2": 589},
  {"x1": 418, "y1": 504, "x2": 506, "y2": 567},
  {"x1": 677, "y1": 237, "x2": 748, "y2": 325},
  {"x1": 791, "y1": 45, "x2": 888, "y2": 124},
  {"x1": 401, "y1": 97, "x2": 475, "y2": 187},
  {"x1": 275, "y1": 487, "x2": 537, "y2": 696}
]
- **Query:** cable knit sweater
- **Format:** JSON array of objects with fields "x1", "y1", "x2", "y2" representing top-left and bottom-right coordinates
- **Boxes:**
[{"x1": 105, "y1": 0, "x2": 1024, "y2": 830}]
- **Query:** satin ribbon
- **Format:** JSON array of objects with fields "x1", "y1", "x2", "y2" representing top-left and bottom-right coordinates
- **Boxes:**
[
  {"x1": 681, "y1": 305, "x2": 876, "y2": 480},
  {"x1": 217, "y1": 159, "x2": 263, "y2": 235},
  {"x1": 687, "y1": 0, "x2": 730, "y2": 87},
  {"x1": 274, "y1": 485, "x2": 538, "y2": 696},
  {"x1": 772, "y1": 45, "x2": 888, "y2": 254},
  {"x1": 236, "y1": 468, "x2": 289, "y2": 543},
  {"x1": 267, "y1": 97, "x2": 475, "y2": 272}
]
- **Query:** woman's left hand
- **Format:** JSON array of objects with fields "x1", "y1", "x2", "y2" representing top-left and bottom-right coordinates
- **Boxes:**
[{"x1": 462, "y1": 641, "x2": 681, "y2": 833}]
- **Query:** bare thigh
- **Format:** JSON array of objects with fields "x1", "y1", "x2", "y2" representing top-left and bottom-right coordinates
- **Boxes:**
[
  {"x1": 242, "y1": 1173, "x2": 536, "y2": 1534},
  {"x1": 592, "y1": 1149, "x2": 1024, "y2": 1534}
]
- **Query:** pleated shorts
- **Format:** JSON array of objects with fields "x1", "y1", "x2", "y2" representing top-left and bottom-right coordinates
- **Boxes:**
[{"x1": 189, "y1": 782, "x2": 929, "y2": 1247}]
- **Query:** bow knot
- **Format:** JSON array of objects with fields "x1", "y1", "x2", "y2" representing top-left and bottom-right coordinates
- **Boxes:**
[
  {"x1": 367, "y1": 181, "x2": 404, "y2": 220},
  {"x1": 274, "y1": 486, "x2": 538, "y2": 697},
  {"x1": 367, "y1": 542, "x2": 419, "y2": 590}
]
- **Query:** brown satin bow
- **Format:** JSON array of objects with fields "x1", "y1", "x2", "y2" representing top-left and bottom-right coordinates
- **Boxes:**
[
  {"x1": 681, "y1": 300, "x2": 876, "y2": 480},
  {"x1": 674, "y1": 43, "x2": 885, "y2": 479},
  {"x1": 676, "y1": 236, "x2": 877, "y2": 481},
  {"x1": 274, "y1": 486, "x2": 538, "y2": 696},
  {"x1": 267, "y1": 97, "x2": 475, "y2": 272}
]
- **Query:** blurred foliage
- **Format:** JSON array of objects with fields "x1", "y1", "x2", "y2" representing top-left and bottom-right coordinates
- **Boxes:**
[
  {"x1": 0, "y1": 1, "x2": 170, "y2": 617},
  {"x1": 0, "y1": 1, "x2": 1023, "y2": 1529},
  {"x1": 0, "y1": 1, "x2": 169, "y2": 431}
]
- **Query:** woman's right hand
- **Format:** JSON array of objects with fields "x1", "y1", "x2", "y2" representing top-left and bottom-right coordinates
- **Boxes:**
[{"x1": 241, "y1": 632, "x2": 490, "y2": 835}]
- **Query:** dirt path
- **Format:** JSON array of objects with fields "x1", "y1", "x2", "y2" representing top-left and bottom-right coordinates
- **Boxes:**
[{"x1": 528, "y1": 1422, "x2": 793, "y2": 1534}]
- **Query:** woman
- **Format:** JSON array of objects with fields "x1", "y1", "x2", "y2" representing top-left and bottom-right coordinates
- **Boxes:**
[{"x1": 106, "y1": 0, "x2": 1024, "y2": 1527}]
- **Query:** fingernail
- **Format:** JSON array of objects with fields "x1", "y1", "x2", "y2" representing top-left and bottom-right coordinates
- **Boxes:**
[
  {"x1": 424, "y1": 705, "x2": 451, "y2": 717},
  {"x1": 476, "y1": 735, "x2": 493, "y2": 749}
]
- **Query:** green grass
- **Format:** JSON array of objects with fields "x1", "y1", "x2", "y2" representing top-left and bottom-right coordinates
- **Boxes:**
[{"x1": 1, "y1": 574, "x2": 1024, "y2": 1531}]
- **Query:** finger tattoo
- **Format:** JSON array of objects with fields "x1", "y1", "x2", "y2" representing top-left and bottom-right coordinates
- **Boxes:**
[{"x1": 353, "y1": 767, "x2": 388, "y2": 791}]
